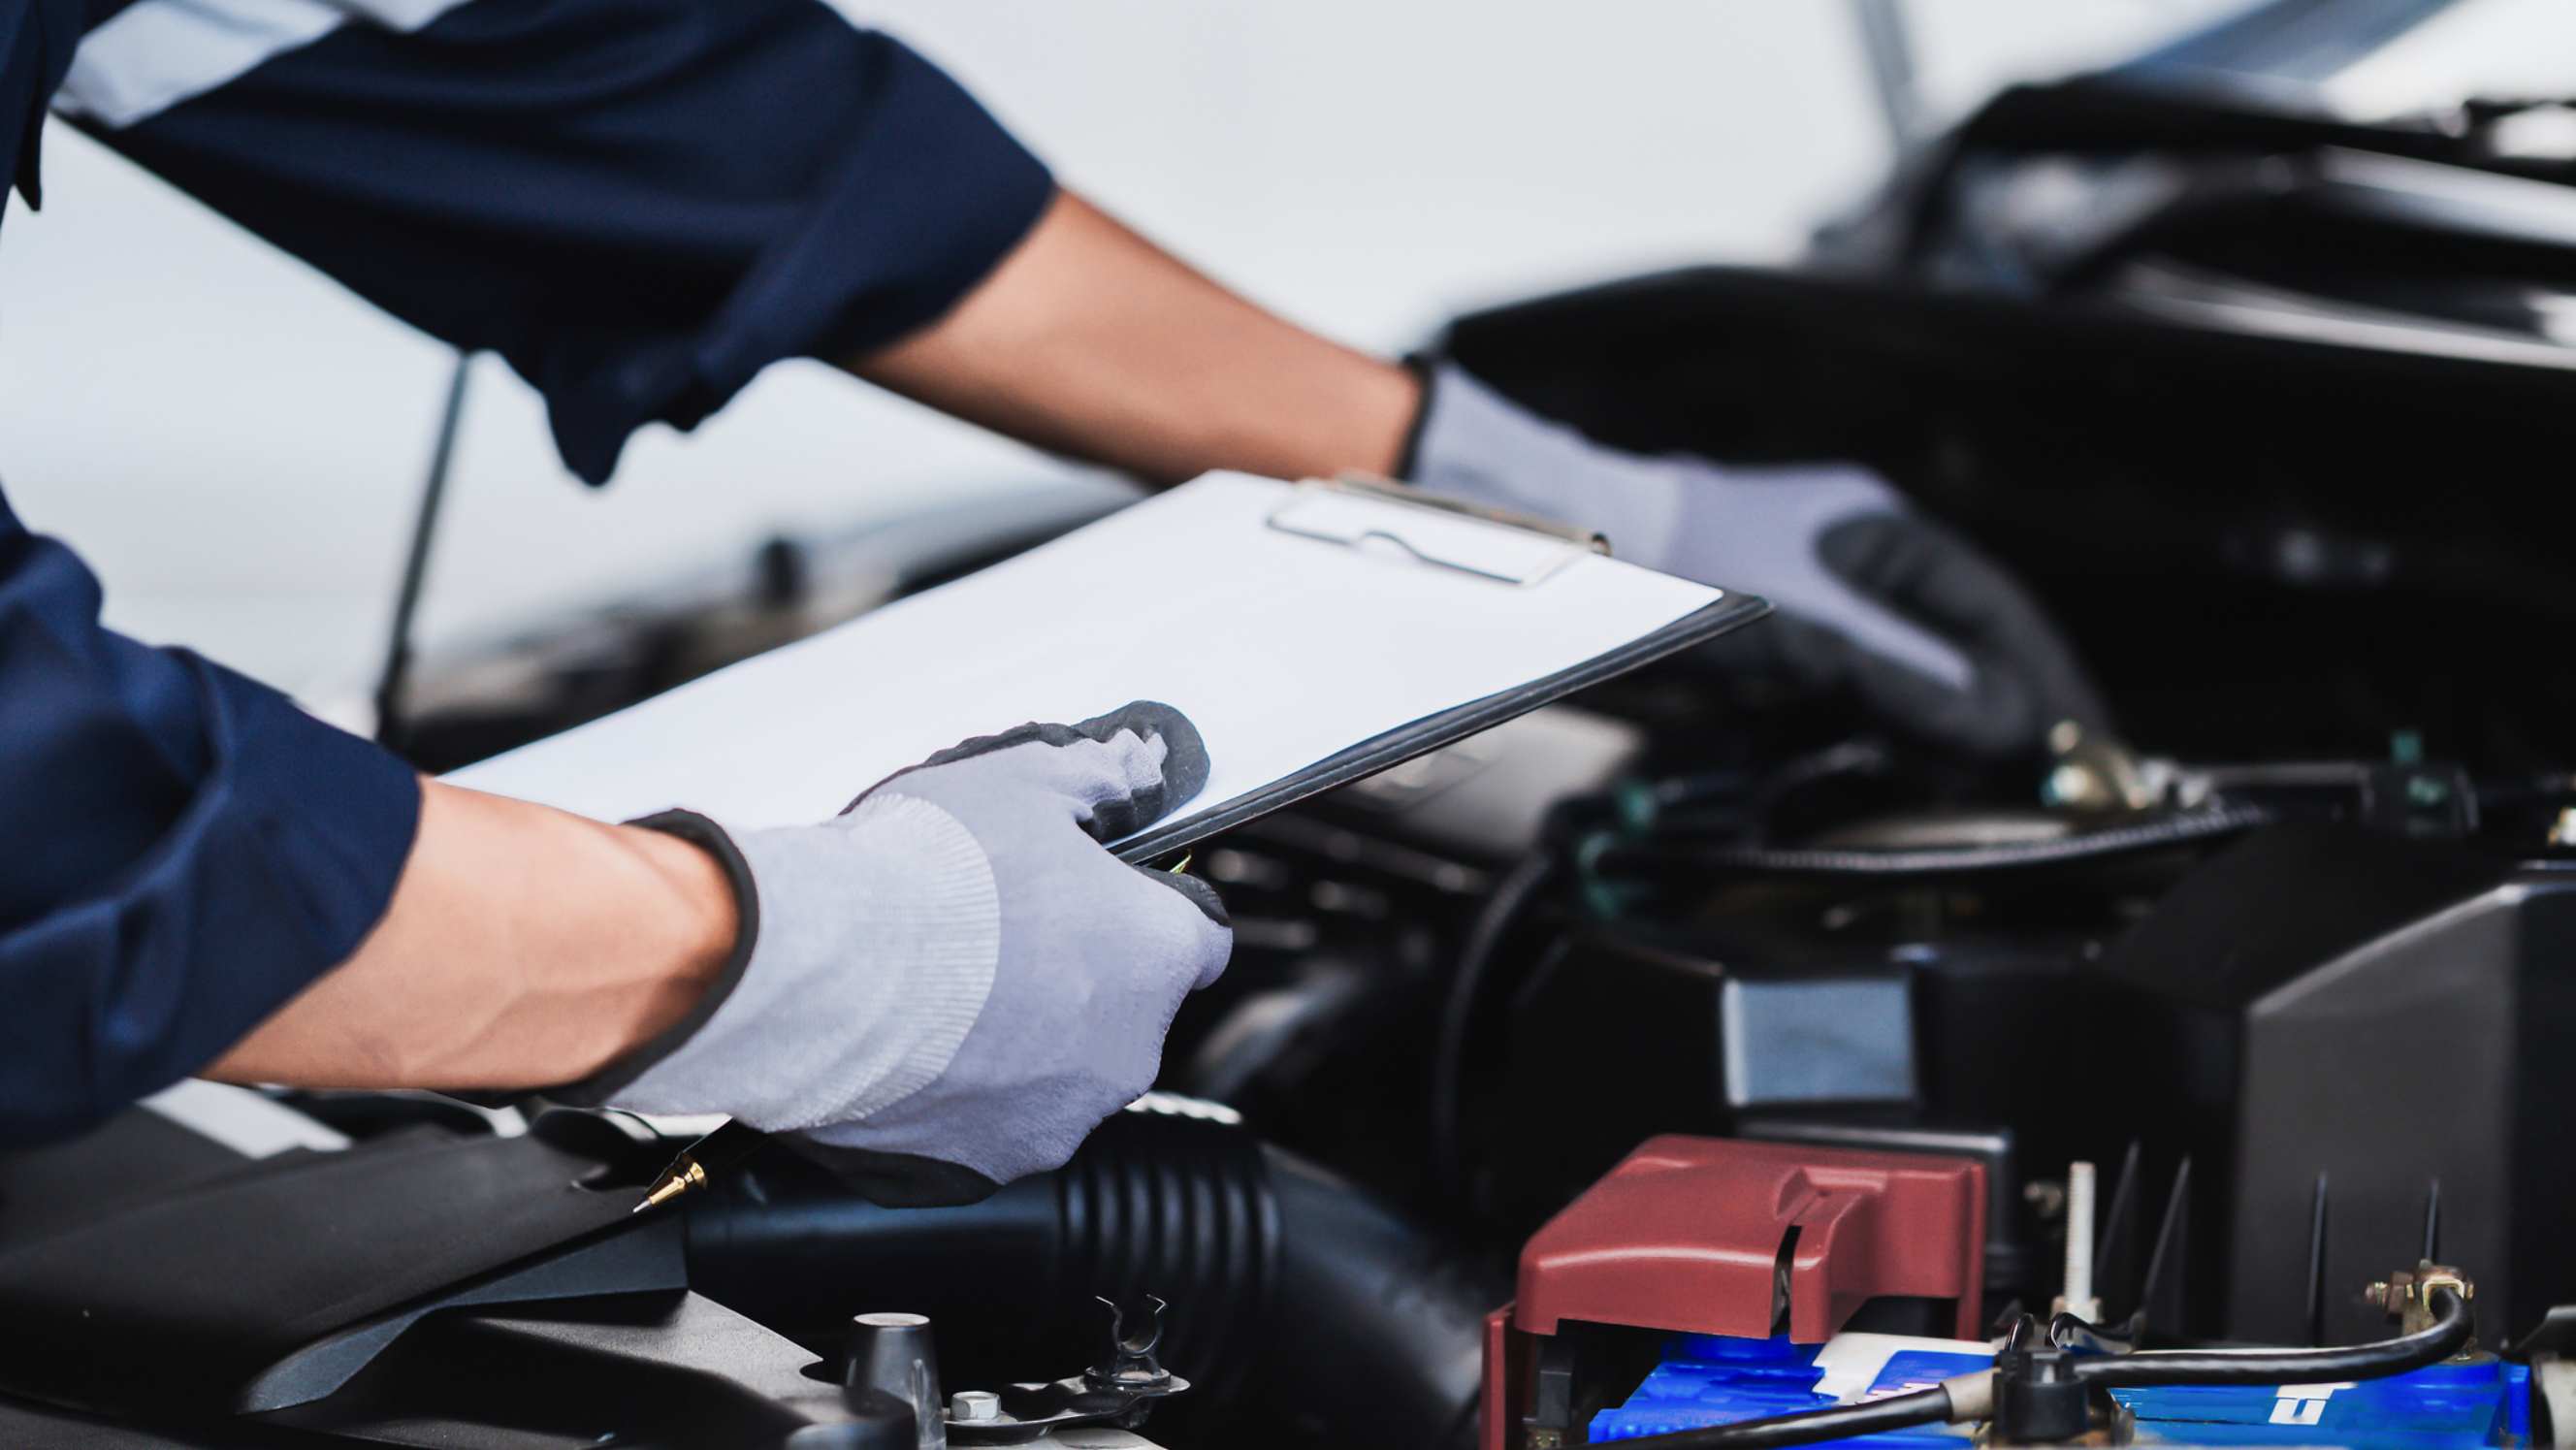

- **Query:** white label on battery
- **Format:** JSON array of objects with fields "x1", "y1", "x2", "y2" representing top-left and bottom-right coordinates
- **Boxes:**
[{"x1": 2270, "y1": 1382, "x2": 2358, "y2": 1424}]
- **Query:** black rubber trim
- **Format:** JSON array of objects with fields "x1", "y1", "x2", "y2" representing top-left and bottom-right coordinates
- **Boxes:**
[
  {"x1": 849, "y1": 700, "x2": 1209, "y2": 842},
  {"x1": 1111, "y1": 593, "x2": 1772, "y2": 865},
  {"x1": 1391, "y1": 351, "x2": 1442, "y2": 480},
  {"x1": 1138, "y1": 863, "x2": 1230, "y2": 925},
  {"x1": 549, "y1": 810, "x2": 760, "y2": 1106}
]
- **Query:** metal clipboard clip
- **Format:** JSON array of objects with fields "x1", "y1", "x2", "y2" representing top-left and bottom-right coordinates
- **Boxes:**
[{"x1": 1263, "y1": 474, "x2": 1609, "y2": 587}]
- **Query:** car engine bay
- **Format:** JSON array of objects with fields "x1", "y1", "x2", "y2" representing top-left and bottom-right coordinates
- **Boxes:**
[{"x1": 8, "y1": 49, "x2": 2576, "y2": 1450}]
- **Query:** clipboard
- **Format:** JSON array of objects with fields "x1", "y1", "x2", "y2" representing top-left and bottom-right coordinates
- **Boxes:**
[
  {"x1": 1111, "y1": 475, "x2": 1765, "y2": 861},
  {"x1": 446, "y1": 472, "x2": 1772, "y2": 854}
]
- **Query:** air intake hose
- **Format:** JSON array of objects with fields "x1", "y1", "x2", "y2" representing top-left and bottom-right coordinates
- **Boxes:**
[{"x1": 684, "y1": 1102, "x2": 1494, "y2": 1450}]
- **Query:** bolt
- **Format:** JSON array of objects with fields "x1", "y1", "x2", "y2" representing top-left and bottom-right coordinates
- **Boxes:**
[
  {"x1": 2045, "y1": 763, "x2": 2100, "y2": 809},
  {"x1": 2366, "y1": 1281, "x2": 2391, "y2": 1310},
  {"x1": 950, "y1": 1391, "x2": 1000, "y2": 1423}
]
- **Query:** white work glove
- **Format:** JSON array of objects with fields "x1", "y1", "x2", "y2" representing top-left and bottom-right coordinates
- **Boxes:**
[
  {"x1": 1407, "y1": 364, "x2": 2108, "y2": 759},
  {"x1": 569, "y1": 702, "x2": 1232, "y2": 1206}
]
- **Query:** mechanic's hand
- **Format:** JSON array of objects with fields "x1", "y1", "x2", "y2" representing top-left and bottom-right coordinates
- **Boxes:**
[
  {"x1": 578, "y1": 701, "x2": 1231, "y2": 1207},
  {"x1": 1406, "y1": 364, "x2": 2107, "y2": 758}
]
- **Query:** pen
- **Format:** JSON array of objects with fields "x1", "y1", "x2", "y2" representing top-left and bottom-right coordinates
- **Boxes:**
[{"x1": 631, "y1": 1117, "x2": 765, "y2": 1214}]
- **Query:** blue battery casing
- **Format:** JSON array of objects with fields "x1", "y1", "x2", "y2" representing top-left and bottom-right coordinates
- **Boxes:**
[
  {"x1": 1588, "y1": 1333, "x2": 2532, "y2": 1449},
  {"x1": 1588, "y1": 1335, "x2": 1985, "y2": 1445},
  {"x1": 2109, "y1": 1359, "x2": 2532, "y2": 1448}
]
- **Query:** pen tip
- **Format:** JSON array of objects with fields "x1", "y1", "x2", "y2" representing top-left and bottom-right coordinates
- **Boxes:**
[{"x1": 630, "y1": 1159, "x2": 705, "y2": 1215}]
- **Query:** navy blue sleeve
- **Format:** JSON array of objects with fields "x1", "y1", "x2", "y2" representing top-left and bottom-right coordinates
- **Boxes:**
[
  {"x1": 73, "y1": 0, "x2": 1055, "y2": 485},
  {"x1": 1, "y1": 0, "x2": 81, "y2": 212},
  {"x1": 0, "y1": 488, "x2": 421, "y2": 1145}
]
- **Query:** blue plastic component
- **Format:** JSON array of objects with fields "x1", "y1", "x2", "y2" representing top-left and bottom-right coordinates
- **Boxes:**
[
  {"x1": 1589, "y1": 1334, "x2": 2535, "y2": 1450},
  {"x1": 2112, "y1": 1359, "x2": 2533, "y2": 1449},
  {"x1": 1587, "y1": 1336, "x2": 1985, "y2": 1446}
]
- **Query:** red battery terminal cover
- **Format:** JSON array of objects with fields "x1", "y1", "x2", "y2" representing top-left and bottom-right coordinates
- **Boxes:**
[{"x1": 1514, "y1": 1135, "x2": 1988, "y2": 1344}]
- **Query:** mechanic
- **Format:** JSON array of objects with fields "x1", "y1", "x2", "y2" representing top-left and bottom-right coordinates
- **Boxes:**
[{"x1": 0, "y1": 0, "x2": 2102, "y2": 1196}]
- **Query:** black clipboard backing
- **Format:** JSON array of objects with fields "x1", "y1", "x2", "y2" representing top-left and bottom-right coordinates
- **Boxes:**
[{"x1": 1114, "y1": 591, "x2": 1771, "y2": 863}]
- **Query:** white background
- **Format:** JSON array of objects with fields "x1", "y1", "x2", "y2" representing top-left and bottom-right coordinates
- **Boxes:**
[{"x1": 0, "y1": 1, "x2": 2302, "y2": 711}]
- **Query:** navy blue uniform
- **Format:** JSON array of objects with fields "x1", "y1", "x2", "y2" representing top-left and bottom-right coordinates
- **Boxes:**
[{"x1": 0, "y1": 0, "x2": 1054, "y2": 1143}]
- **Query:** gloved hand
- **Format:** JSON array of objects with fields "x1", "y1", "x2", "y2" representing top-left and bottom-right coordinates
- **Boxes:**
[
  {"x1": 1405, "y1": 365, "x2": 2107, "y2": 758},
  {"x1": 574, "y1": 701, "x2": 1232, "y2": 1207}
]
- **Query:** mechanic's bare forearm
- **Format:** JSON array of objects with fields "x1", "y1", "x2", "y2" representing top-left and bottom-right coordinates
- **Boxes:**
[
  {"x1": 206, "y1": 781, "x2": 736, "y2": 1090},
  {"x1": 850, "y1": 189, "x2": 1422, "y2": 485}
]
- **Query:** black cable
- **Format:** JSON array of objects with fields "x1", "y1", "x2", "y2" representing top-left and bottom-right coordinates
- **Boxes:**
[
  {"x1": 1737, "y1": 738, "x2": 1895, "y2": 828},
  {"x1": 373, "y1": 351, "x2": 473, "y2": 753},
  {"x1": 1597, "y1": 802, "x2": 2271, "y2": 878},
  {"x1": 2076, "y1": 1285, "x2": 2472, "y2": 1387},
  {"x1": 1426, "y1": 850, "x2": 1555, "y2": 1203},
  {"x1": 1609, "y1": 1386, "x2": 1955, "y2": 1449}
]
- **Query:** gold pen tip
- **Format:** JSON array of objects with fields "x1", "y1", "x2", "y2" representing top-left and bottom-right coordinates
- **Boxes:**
[{"x1": 631, "y1": 1156, "x2": 708, "y2": 1214}]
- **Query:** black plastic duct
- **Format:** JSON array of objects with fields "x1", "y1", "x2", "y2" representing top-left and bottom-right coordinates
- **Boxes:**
[{"x1": 684, "y1": 1106, "x2": 1494, "y2": 1449}]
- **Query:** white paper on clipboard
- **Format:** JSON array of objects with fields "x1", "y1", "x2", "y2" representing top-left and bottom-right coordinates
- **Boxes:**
[{"x1": 446, "y1": 472, "x2": 1726, "y2": 846}]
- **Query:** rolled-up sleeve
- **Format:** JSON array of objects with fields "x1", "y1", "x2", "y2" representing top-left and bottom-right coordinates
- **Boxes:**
[
  {"x1": 0, "y1": 490, "x2": 421, "y2": 1145},
  {"x1": 59, "y1": 0, "x2": 1056, "y2": 485}
]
